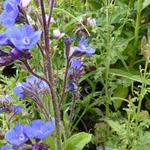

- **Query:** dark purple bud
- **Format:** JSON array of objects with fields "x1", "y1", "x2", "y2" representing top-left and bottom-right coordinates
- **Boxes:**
[
  {"x1": 32, "y1": 143, "x2": 49, "y2": 150},
  {"x1": 64, "y1": 37, "x2": 72, "y2": 45},
  {"x1": 24, "y1": 52, "x2": 32, "y2": 59},
  {"x1": 0, "y1": 49, "x2": 8, "y2": 56},
  {"x1": 64, "y1": 37, "x2": 73, "y2": 60},
  {"x1": 9, "y1": 48, "x2": 23, "y2": 59},
  {"x1": 0, "y1": 55, "x2": 14, "y2": 67},
  {"x1": 67, "y1": 80, "x2": 78, "y2": 91}
]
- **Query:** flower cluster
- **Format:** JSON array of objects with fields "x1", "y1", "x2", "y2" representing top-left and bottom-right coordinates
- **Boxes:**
[
  {"x1": 0, "y1": 0, "x2": 41, "y2": 66},
  {"x1": 0, "y1": 94, "x2": 22, "y2": 114},
  {"x1": 67, "y1": 59, "x2": 84, "y2": 91},
  {"x1": 14, "y1": 75, "x2": 50, "y2": 99},
  {"x1": 3, "y1": 119, "x2": 55, "y2": 148},
  {"x1": 65, "y1": 36, "x2": 95, "y2": 91}
]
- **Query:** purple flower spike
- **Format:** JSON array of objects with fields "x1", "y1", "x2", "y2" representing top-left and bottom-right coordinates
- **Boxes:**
[
  {"x1": 0, "y1": 145, "x2": 13, "y2": 150},
  {"x1": 24, "y1": 119, "x2": 55, "y2": 140},
  {"x1": 0, "y1": 0, "x2": 20, "y2": 27},
  {"x1": 68, "y1": 59, "x2": 84, "y2": 80},
  {"x1": 5, "y1": 124, "x2": 29, "y2": 146},
  {"x1": 6, "y1": 25, "x2": 42, "y2": 51}
]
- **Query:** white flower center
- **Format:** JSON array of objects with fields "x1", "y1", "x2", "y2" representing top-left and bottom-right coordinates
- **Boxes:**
[
  {"x1": 81, "y1": 44, "x2": 86, "y2": 50},
  {"x1": 23, "y1": 36, "x2": 30, "y2": 45},
  {"x1": 19, "y1": 133, "x2": 25, "y2": 141}
]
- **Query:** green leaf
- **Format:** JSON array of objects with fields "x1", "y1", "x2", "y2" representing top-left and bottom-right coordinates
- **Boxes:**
[
  {"x1": 110, "y1": 69, "x2": 150, "y2": 85},
  {"x1": 62, "y1": 132, "x2": 92, "y2": 150},
  {"x1": 142, "y1": 0, "x2": 150, "y2": 10},
  {"x1": 113, "y1": 85, "x2": 129, "y2": 110},
  {"x1": 137, "y1": 132, "x2": 150, "y2": 150}
]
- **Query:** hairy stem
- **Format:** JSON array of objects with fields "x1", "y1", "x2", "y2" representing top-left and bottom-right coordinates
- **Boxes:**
[
  {"x1": 59, "y1": 60, "x2": 70, "y2": 106},
  {"x1": 39, "y1": 1, "x2": 61, "y2": 149},
  {"x1": 48, "y1": 0, "x2": 55, "y2": 27}
]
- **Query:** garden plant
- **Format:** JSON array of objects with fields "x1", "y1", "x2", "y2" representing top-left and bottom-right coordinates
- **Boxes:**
[{"x1": 0, "y1": 0, "x2": 150, "y2": 150}]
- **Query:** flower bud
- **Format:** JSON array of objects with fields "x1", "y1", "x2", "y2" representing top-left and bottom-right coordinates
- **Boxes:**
[
  {"x1": 53, "y1": 29, "x2": 65, "y2": 39},
  {"x1": 21, "y1": 0, "x2": 31, "y2": 7},
  {"x1": 87, "y1": 17, "x2": 96, "y2": 26}
]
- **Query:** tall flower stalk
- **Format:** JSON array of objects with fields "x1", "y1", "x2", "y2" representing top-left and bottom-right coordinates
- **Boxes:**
[{"x1": 39, "y1": 0, "x2": 61, "y2": 149}]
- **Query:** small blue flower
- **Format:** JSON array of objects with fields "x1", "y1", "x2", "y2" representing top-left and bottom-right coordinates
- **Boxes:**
[
  {"x1": 14, "y1": 76, "x2": 50, "y2": 99},
  {"x1": 14, "y1": 82, "x2": 27, "y2": 99},
  {"x1": 71, "y1": 36, "x2": 95, "y2": 57},
  {"x1": 6, "y1": 25, "x2": 42, "y2": 51},
  {"x1": 70, "y1": 59, "x2": 83, "y2": 70},
  {"x1": 24, "y1": 119, "x2": 55, "y2": 140},
  {"x1": 12, "y1": 105, "x2": 22, "y2": 114},
  {"x1": 0, "y1": 107, "x2": 7, "y2": 113},
  {"x1": 5, "y1": 124, "x2": 29, "y2": 146},
  {"x1": 0, "y1": 0, "x2": 20, "y2": 27},
  {"x1": 68, "y1": 59, "x2": 83, "y2": 79},
  {"x1": 0, "y1": 145, "x2": 13, "y2": 150},
  {"x1": 67, "y1": 80, "x2": 78, "y2": 91}
]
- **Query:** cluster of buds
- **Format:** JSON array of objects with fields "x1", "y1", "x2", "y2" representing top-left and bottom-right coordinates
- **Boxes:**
[
  {"x1": 0, "y1": 94, "x2": 22, "y2": 114},
  {"x1": 64, "y1": 35, "x2": 95, "y2": 92}
]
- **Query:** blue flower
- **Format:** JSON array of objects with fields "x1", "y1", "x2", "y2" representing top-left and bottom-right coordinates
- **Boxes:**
[
  {"x1": 24, "y1": 119, "x2": 55, "y2": 140},
  {"x1": 0, "y1": 145, "x2": 13, "y2": 150},
  {"x1": 68, "y1": 59, "x2": 83, "y2": 79},
  {"x1": 6, "y1": 25, "x2": 42, "y2": 51},
  {"x1": 14, "y1": 75, "x2": 50, "y2": 99},
  {"x1": 67, "y1": 80, "x2": 78, "y2": 91},
  {"x1": 0, "y1": 0, "x2": 20, "y2": 27},
  {"x1": 70, "y1": 59, "x2": 83, "y2": 70},
  {"x1": 5, "y1": 124, "x2": 29, "y2": 146},
  {"x1": 71, "y1": 36, "x2": 95, "y2": 57},
  {"x1": 14, "y1": 82, "x2": 26, "y2": 99},
  {"x1": 12, "y1": 105, "x2": 22, "y2": 114}
]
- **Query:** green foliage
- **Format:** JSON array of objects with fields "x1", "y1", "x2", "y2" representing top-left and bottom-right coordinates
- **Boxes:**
[
  {"x1": 0, "y1": 0, "x2": 150, "y2": 149},
  {"x1": 62, "y1": 132, "x2": 92, "y2": 150}
]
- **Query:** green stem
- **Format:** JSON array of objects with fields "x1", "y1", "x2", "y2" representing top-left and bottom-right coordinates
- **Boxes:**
[
  {"x1": 134, "y1": 0, "x2": 143, "y2": 50},
  {"x1": 135, "y1": 58, "x2": 148, "y2": 137},
  {"x1": 105, "y1": 0, "x2": 111, "y2": 118}
]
